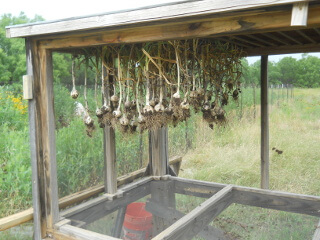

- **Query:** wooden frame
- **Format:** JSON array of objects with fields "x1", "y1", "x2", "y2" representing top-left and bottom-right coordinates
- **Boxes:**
[
  {"x1": 3, "y1": 0, "x2": 320, "y2": 239},
  {"x1": 52, "y1": 177, "x2": 320, "y2": 240}
]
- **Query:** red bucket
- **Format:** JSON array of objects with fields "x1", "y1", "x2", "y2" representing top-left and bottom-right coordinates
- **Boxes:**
[{"x1": 123, "y1": 202, "x2": 153, "y2": 240}]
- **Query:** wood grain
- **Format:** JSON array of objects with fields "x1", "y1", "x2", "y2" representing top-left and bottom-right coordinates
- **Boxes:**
[
  {"x1": 260, "y1": 55, "x2": 269, "y2": 189},
  {"x1": 6, "y1": 0, "x2": 312, "y2": 38},
  {"x1": 36, "y1": 5, "x2": 320, "y2": 50},
  {"x1": 291, "y1": 2, "x2": 309, "y2": 26},
  {"x1": 152, "y1": 185, "x2": 233, "y2": 240}
]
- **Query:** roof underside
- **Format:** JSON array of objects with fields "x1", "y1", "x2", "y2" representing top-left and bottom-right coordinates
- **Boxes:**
[{"x1": 5, "y1": 0, "x2": 320, "y2": 56}]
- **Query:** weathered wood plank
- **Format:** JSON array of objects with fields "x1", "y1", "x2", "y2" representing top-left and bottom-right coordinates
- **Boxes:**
[
  {"x1": 313, "y1": 220, "x2": 320, "y2": 240},
  {"x1": 152, "y1": 185, "x2": 233, "y2": 240},
  {"x1": 232, "y1": 186, "x2": 320, "y2": 217},
  {"x1": 149, "y1": 127, "x2": 168, "y2": 176},
  {"x1": 60, "y1": 224, "x2": 121, "y2": 240},
  {"x1": 112, "y1": 207, "x2": 126, "y2": 238},
  {"x1": 145, "y1": 200, "x2": 228, "y2": 240},
  {"x1": 6, "y1": 0, "x2": 313, "y2": 38},
  {"x1": 0, "y1": 157, "x2": 182, "y2": 232},
  {"x1": 104, "y1": 126, "x2": 117, "y2": 194},
  {"x1": 173, "y1": 176, "x2": 225, "y2": 198},
  {"x1": 291, "y1": 2, "x2": 309, "y2": 26},
  {"x1": 37, "y1": 5, "x2": 320, "y2": 50},
  {"x1": 246, "y1": 42, "x2": 320, "y2": 56},
  {"x1": 25, "y1": 38, "x2": 42, "y2": 240},
  {"x1": 261, "y1": 55, "x2": 269, "y2": 190},
  {"x1": 172, "y1": 177, "x2": 320, "y2": 217}
]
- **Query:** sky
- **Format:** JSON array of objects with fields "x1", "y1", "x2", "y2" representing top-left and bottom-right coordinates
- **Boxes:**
[{"x1": 1, "y1": 0, "x2": 319, "y2": 64}]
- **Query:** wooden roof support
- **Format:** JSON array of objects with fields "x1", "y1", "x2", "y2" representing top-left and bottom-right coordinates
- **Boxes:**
[
  {"x1": 291, "y1": 2, "x2": 309, "y2": 26},
  {"x1": 296, "y1": 29, "x2": 317, "y2": 43},
  {"x1": 231, "y1": 36, "x2": 265, "y2": 47},
  {"x1": 6, "y1": 0, "x2": 314, "y2": 38},
  {"x1": 261, "y1": 55, "x2": 269, "y2": 190},
  {"x1": 313, "y1": 28, "x2": 320, "y2": 36},
  {"x1": 215, "y1": 37, "x2": 252, "y2": 48},
  {"x1": 246, "y1": 34, "x2": 277, "y2": 46},
  {"x1": 278, "y1": 31, "x2": 303, "y2": 44},
  {"x1": 261, "y1": 32, "x2": 291, "y2": 45}
]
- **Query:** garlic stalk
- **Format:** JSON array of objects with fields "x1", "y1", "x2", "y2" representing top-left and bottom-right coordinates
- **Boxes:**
[{"x1": 70, "y1": 57, "x2": 79, "y2": 99}]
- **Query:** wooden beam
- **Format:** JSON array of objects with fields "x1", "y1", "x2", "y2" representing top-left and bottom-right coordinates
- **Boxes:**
[
  {"x1": 145, "y1": 200, "x2": 228, "y2": 240},
  {"x1": 37, "y1": 5, "x2": 320, "y2": 50},
  {"x1": 261, "y1": 32, "x2": 291, "y2": 45},
  {"x1": 173, "y1": 176, "x2": 226, "y2": 198},
  {"x1": 231, "y1": 36, "x2": 265, "y2": 47},
  {"x1": 278, "y1": 31, "x2": 303, "y2": 44},
  {"x1": 149, "y1": 127, "x2": 168, "y2": 176},
  {"x1": 313, "y1": 220, "x2": 320, "y2": 240},
  {"x1": 0, "y1": 156, "x2": 182, "y2": 232},
  {"x1": 25, "y1": 38, "x2": 42, "y2": 240},
  {"x1": 246, "y1": 42, "x2": 320, "y2": 56},
  {"x1": 171, "y1": 177, "x2": 320, "y2": 217},
  {"x1": 104, "y1": 126, "x2": 117, "y2": 194},
  {"x1": 246, "y1": 34, "x2": 277, "y2": 46},
  {"x1": 232, "y1": 186, "x2": 320, "y2": 217},
  {"x1": 59, "y1": 224, "x2": 121, "y2": 240},
  {"x1": 296, "y1": 29, "x2": 317, "y2": 43},
  {"x1": 6, "y1": 0, "x2": 313, "y2": 38},
  {"x1": 261, "y1": 55, "x2": 269, "y2": 190},
  {"x1": 314, "y1": 28, "x2": 320, "y2": 36},
  {"x1": 291, "y1": 2, "x2": 309, "y2": 26},
  {"x1": 152, "y1": 185, "x2": 233, "y2": 240}
]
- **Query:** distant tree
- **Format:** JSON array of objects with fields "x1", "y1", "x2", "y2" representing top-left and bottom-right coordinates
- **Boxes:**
[
  {"x1": 0, "y1": 13, "x2": 44, "y2": 84},
  {"x1": 296, "y1": 55, "x2": 320, "y2": 88},
  {"x1": 277, "y1": 57, "x2": 298, "y2": 86}
]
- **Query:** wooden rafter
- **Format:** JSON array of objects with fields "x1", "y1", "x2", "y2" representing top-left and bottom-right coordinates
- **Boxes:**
[
  {"x1": 246, "y1": 34, "x2": 277, "y2": 46},
  {"x1": 296, "y1": 29, "x2": 317, "y2": 43},
  {"x1": 261, "y1": 32, "x2": 291, "y2": 45},
  {"x1": 278, "y1": 31, "x2": 303, "y2": 44}
]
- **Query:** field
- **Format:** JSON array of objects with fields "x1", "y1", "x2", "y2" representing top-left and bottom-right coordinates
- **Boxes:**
[{"x1": 0, "y1": 86, "x2": 319, "y2": 239}]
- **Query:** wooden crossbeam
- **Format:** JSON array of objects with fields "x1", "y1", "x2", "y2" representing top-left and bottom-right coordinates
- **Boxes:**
[
  {"x1": 152, "y1": 185, "x2": 233, "y2": 240},
  {"x1": 171, "y1": 177, "x2": 320, "y2": 217},
  {"x1": 261, "y1": 32, "x2": 291, "y2": 45},
  {"x1": 59, "y1": 224, "x2": 121, "y2": 240},
  {"x1": 145, "y1": 200, "x2": 228, "y2": 240},
  {"x1": 296, "y1": 29, "x2": 317, "y2": 43},
  {"x1": 278, "y1": 31, "x2": 303, "y2": 44}
]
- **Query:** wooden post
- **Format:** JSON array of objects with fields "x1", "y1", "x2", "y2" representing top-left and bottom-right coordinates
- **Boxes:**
[
  {"x1": 261, "y1": 55, "x2": 269, "y2": 189},
  {"x1": 149, "y1": 127, "x2": 172, "y2": 235},
  {"x1": 149, "y1": 127, "x2": 168, "y2": 176},
  {"x1": 103, "y1": 66, "x2": 117, "y2": 194},
  {"x1": 26, "y1": 41, "x2": 60, "y2": 237},
  {"x1": 25, "y1": 38, "x2": 42, "y2": 240}
]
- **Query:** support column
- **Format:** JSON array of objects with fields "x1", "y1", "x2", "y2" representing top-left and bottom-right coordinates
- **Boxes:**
[
  {"x1": 27, "y1": 40, "x2": 59, "y2": 237},
  {"x1": 25, "y1": 39, "x2": 42, "y2": 240},
  {"x1": 102, "y1": 67, "x2": 117, "y2": 194},
  {"x1": 261, "y1": 55, "x2": 269, "y2": 189}
]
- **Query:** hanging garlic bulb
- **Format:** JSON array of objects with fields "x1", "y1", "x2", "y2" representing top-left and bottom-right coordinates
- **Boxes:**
[
  {"x1": 113, "y1": 54, "x2": 122, "y2": 118},
  {"x1": 172, "y1": 41, "x2": 181, "y2": 103},
  {"x1": 143, "y1": 60, "x2": 154, "y2": 115},
  {"x1": 70, "y1": 57, "x2": 79, "y2": 99}
]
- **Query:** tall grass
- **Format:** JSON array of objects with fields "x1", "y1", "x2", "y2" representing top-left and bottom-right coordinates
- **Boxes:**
[{"x1": 180, "y1": 88, "x2": 320, "y2": 239}]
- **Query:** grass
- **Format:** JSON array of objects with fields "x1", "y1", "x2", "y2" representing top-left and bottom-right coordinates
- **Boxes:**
[
  {"x1": 0, "y1": 86, "x2": 319, "y2": 239},
  {"x1": 180, "y1": 88, "x2": 320, "y2": 239}
]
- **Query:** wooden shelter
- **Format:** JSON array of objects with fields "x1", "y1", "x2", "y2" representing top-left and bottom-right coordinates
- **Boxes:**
[{"x1": 3, "y1": 0, "x2": 320, "y2": 239}]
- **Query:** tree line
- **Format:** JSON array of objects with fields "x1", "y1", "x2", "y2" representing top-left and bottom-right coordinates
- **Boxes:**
[{"x1": 1, "y1": 13, "x2": 320, "y2": 88}]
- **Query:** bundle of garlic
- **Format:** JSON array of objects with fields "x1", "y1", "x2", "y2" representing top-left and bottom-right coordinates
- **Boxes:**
[{"x1": 70, "y1": 39, "x2": 244, "y2": 135}]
